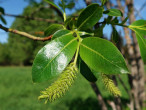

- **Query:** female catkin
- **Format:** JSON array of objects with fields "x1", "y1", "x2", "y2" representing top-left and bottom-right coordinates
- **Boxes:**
[{"x1": 38, "y1": 62, "x2": 78, "y2": 103}]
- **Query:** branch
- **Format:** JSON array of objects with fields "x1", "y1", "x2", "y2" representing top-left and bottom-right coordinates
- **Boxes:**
[
  {"x1": 0, "y1": 12, "x2": 58, "y2": 23},
  {"x1": 135, "y1": 1, "x2": 146, "y2": 18},
  {"x1": 134, "y1": 8, "x2": 144, "y2": 19},
  {"x1": 107, "y1": 100, "x2": 116, "y2": 110},
  {"x1": 0, "y1": 24, "x2": 52, "y2": 41},
  {"x1": 84, "y1": 0, "x2": 92, "y2": 6},
  {"x1": 90, "y1": 82, "x2": 108, "y2": 110}
]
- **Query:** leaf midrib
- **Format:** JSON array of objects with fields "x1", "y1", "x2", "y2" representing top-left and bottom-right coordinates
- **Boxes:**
[
  {"x1": 130, "y1": 27, "x2": 146, "y2": 31},
  {"x1": 41, "y1": 37, "x2": 77, "y2": 75},
  {"x1": 129, "y1": 23, "x2": 146, "y2": 28},
  {"x1": 80, "y1": 43, "x2": 123, "y2": 70}
]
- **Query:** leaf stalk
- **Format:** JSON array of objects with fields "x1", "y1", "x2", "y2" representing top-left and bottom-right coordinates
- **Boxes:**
[{"x1": 73, "y1": 31, "x2": 81, "y2": 66}]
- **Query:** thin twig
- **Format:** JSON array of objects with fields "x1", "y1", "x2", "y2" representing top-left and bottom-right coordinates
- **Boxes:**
[
  {"x1": 134, "y1": 8, "x2": 144, "y2": 19},
  {"x1": 97, "y1": 21, "x2": 128, "y2": 27},
  {"x1": 0, "y1": 24, "x2": 52, "y2": 41},
  {"x1": 135, "y1": 1, "x2": 146, "y2": 18},
  {"x1": 0, "y1": 12, "x2": 57, "y2": 23}
]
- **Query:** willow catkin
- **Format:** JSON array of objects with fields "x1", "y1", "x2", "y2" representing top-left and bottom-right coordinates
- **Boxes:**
[
  {"x1": 38, "y1": 62, "x2": 78, "y2": 103},
  {"x1": 101, "y1": 74, "x2": 121, "y2": 97}
]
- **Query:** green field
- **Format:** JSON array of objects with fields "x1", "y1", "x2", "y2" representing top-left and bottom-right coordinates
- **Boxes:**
[{"x1": 0, "y1": 67, "x2": 131, "y2": 110}]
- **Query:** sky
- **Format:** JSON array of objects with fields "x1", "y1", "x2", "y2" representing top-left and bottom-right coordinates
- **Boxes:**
[
  {"x1": 0, "y1": 0, "x2": 29, "y2": 43},
  {"x1": 0, "y1": 0, "x2": 146, "y2": 43}
]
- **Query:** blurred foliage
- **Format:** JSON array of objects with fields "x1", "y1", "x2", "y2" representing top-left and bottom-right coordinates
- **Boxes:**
[
  {"x1": 0, "y1": 67, "x2": 131, "y2": 110},
  {"x1": 0, "y1": 43, "x2": 10, "y2": 65},
  {"x1": 0, "y1": 1, "x2": 63, "y2": 65}
]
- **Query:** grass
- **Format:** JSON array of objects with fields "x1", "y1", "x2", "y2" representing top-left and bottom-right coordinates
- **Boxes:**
[{"x1": 0, "y1": 66, "x2": 133, "y2": 110}]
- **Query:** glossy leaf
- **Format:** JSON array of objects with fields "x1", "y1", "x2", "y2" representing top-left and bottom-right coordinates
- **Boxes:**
[
  {"x1": 78, "y1": 57, "x2": 97, "y2": 82},
  {"x1": 134, "y1": 31, "x2": 146, "y2": 63},
  {"x1": 52, "y1": 29, "x2": 72, "y2": 40},
  {"x1": 80, "y1": 37, "x2": 129, "y2": 75},
  {"x1": 112, "y1": 26, "x2": 119, "y2": 43},
  {"x1": 129, "y1": 20, "x2": 146, "y2": 36},
  {"x1": 0, "y1": 16, "x2": 6, "y2": 25},
  {"x1": 0, "y1": 7, "x2": 5, "y2": 14},
  {"x1": 44, "y1": 24, "x2": 64, "y2": 36},
  {"x1": 77, "y1": 4, "x2": 103, "y2": 30},
  {"x1": 45, "y1": 0, "x2": 63, "y2": 13},
  {"x1": 104, "y1": 9, "x2": 123, "y2": 17},
  {"x1": 129, "y1": 20, "x2": 146, "y2": 63},
  {"x1": 32, "y1": 35, "x2": 78, "y2": 83}
]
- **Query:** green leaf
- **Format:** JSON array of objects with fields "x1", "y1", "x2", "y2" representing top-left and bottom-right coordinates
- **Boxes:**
[
  {"x1": 0, "y1": 16, "x2": 7, "y2": 25},
  {"x1": 129, "y1": 20, "x2": 146, "y2": 63},
  {"x1": 77, "y1": 4, "x2": 103, "y2": 30},
  {"x1": 78, "y1": 57, "x2": 97, "y2": 82},
  {"x1": 65, "y1": 17, "x2": 72, "y2": 25},
  {"x1": 52, "y1": 29, "x2": 71, "y2": 40},
  {"x1": 91, "y1": 70, "x2": 101, "y2": 79},
  {"x1": 45, "y1": 0, "x2": 63, "y2": 13},
  {"x1": 79, "y1": 32, "x2": 94, "y2": 38},
  {"x1": 0, "y1": 7, "x2": 5, "y2": 14},
  {"x1": 32, "y1": 34, "x2": 78, "y2": 83},
  {"x1": 104, "y1": 9, "x2": 123, "y2": 17},
  {"x1": 44, "y1": 24, "x2": 64, "y2": 36},
  {"x1": 129, "y1": 20, "x2": 146, "y2": 36},
  {"x1": 112, "y1": 27, "x2": 119, "y2": 43},
  {"x1": 133, "y1": 31, "x2": 146, "y2": 63},
  {"x1": 80, "y1": 37, "x2": 129, "y2": 75}
]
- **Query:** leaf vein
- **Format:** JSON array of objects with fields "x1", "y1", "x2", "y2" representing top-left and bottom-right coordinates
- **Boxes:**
[
  {"x1": 81, "y1": 43, "x2": 123, "y2": 70},
  {"x1": 78, "y1": 7, "x2": 101, "y2": 30}
]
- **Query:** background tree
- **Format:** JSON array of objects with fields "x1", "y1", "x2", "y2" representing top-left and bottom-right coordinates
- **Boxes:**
[
  {"x1": 106, "y1": 0, "x2": 145, "y2": 109},
  {"x1": 0, "y1": 1, "x2": 63, "y2": 65}
]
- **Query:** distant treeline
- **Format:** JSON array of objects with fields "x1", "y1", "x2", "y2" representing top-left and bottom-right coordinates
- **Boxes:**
[{"x1": 0, "y1": 2, "x2": 62, "y2": 66}]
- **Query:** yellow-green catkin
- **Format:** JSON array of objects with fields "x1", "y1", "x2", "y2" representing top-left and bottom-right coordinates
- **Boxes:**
[
  {"x1": 101, "y1": 74, "x2": 121, "y2": 97},
  {"x1": 38, "y1": 62, "x2": 78, "y2": 103}
]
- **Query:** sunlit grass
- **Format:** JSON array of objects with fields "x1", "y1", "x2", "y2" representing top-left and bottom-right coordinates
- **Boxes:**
[{"x1": 0, "y1": 66, "x2": 133, "y2": 110}]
